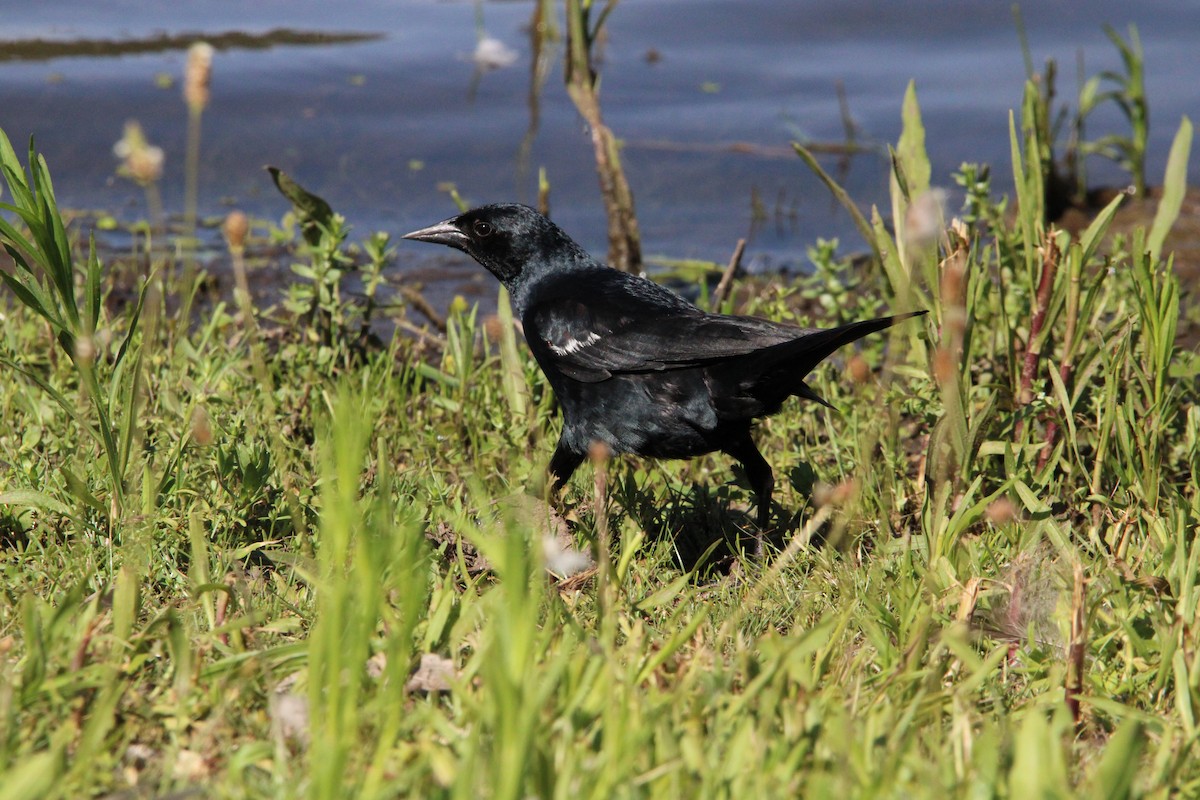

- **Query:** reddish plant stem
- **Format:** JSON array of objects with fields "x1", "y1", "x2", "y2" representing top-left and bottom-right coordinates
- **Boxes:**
[
  {"x1": 1038, "y1": 248, "x2": 1079, "y2": 469},
  {"x1": 1037, "y1": 359, "x2": 1075, "y2": 470},
  {"x1": 1066, "y1": 562, "x2": 1087, "y2": 727},
  {"x1": 1015, "y1": 234, "x2": 1059, "y2": 441}
]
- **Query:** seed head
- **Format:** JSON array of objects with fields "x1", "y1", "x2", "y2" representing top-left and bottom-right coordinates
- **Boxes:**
[
  {"x1": 191, "y1": 406, "x2": 213, "y2": 446},
  {"x1": 113, "y1": 121, "x2": 164, "y2": 186},
  {"x1": 222, "y1": 210, "x2": 249, "y2": 253},
  {"x1": 184, "y1": 42, "x2": 214, "y2": 113},
  {"x1": 904, "y1": 187, "x2": 948, "y2": 247},
  {"x1": 482, "y1": 314, "x2": 505, "y2": 342},
  {"x1": 985, "y1": 496, "x2": 1018, "y2": 526},
  {"x1": 588, "y1": 440, "x2": 611, "y2": 463},
  {"x1": 846, "y1": 353, "x2": 871, "y2": 384}
]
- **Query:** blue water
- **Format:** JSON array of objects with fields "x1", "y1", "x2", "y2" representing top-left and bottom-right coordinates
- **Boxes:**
[{"x1": 1, "y1": 0, "x2": 1196, "y2": 277}]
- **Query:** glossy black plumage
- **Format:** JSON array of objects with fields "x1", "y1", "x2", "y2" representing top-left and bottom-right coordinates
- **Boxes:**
[{"x1": 404, "y1": 203, "x2": 922, "y2": 550}]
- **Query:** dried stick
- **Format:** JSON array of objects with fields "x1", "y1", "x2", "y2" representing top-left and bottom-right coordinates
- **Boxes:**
[
  {"x1": 590, "y1": 441, "x2": 613, "y2": 620},
  {"x1": 397, "y1": 285, "x2": 446, "y2": 332},
  {"x1": 711, "y1": 238, "x2": 746, "y2": 311},
  {"x1": 565, "y1": 0, "x2": 642, "y2": 274}
]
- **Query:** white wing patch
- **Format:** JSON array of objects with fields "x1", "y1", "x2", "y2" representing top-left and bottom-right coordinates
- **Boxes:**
[{"x1": 548, "y1": 331, "x2": 600, "y2": 356}]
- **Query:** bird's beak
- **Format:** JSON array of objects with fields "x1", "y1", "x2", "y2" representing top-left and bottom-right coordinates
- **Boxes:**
[{"x1": 401, "y1": 219, "x2": 468, "y2": 248}]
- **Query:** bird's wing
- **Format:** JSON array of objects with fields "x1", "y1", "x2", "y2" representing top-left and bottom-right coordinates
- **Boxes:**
[{"x1": 524, "y1": 270, "x2": 801, "y2": 382}]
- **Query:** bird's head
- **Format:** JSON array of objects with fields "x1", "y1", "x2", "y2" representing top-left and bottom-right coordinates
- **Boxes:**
[{"x1": 402, "y1": 203, "x2": 594, "y2": 304}]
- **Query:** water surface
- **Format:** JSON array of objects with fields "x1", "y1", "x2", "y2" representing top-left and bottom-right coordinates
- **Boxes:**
[{"x1": 1, "y1": 0, "x2": 1196, "y2": 281}]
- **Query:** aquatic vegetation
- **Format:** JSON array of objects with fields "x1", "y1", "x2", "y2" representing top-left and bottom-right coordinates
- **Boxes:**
[{"x1": 1014, "y1": 9, "x2": 1154, "y2": 210}]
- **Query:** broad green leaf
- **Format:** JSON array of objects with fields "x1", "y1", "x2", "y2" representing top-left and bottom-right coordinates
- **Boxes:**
[
  {"x1": 61, "y1": 467, "x2": 105, "y2": 512},
  {"x1": 1078, "y1": 191, "x2": 1126, "y2": 264},
  {"x1": 895, "y1": 81, "x2": 930, "y2": 199},
  {"x1": 267, "y1": 165, "x2": 334, "y2": 246},
  {"x1": 0, "y1": 489, "x2": 71, "y2": 516},
  {"x1": 1088, "y1": 719, "x2": 1145, "y2": 800},
  {"x1": 111, "y1": 565, "x2": 141, "y2": 644},
  {"x1": 0, "y1": 749, "x2": 64, "y2": 800},
  {"x1": 1013, "y1": 480, "x2": 1051, "y2": 515},
  {"x1": 1147, "y1": 116, "x2": 1192, "y2": 263}
]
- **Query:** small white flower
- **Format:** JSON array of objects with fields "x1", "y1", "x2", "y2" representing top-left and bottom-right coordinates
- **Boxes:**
[{"x1": 543, "y1": 535, "x2": 593, "y2": 578}]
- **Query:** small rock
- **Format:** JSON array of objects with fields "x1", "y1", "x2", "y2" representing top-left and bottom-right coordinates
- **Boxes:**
[
  {"x1": 270, "y1": 676, "x2": 310, "y2": 745},
  {"x1": 405, "y1": 653, "x2": 455, "y2": 694},
  {"x1": 173, "y1": 749, "x2": 210, "y2": 781},
  {"x1": 366, "y1": 651, "x2": 388, "y2": 679}
]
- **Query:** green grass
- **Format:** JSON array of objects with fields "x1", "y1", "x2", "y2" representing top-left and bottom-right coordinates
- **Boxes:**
[{"x1": 1, "y1": 95, "x2": 1198, "y2": 798}]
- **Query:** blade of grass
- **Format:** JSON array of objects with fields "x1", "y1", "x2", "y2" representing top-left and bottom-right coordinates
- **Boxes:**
[{"x1": 1147, "y1": 116, "x2": 1192, "y2": 263}]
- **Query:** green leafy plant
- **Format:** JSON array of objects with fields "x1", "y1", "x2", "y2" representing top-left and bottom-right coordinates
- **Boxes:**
[
  {"x1": 1079, "y1": 24, "x2": 1149, "y2": 197},
  {"x1": 268, "y1": 165, "x2": 392, "y2": 355},
  {"x1": 1014, "y1": 13, "x2": 1152, "y2": 207},
  {"x1": 0, "y1": 128, "x2": 150, "y2": 522}
]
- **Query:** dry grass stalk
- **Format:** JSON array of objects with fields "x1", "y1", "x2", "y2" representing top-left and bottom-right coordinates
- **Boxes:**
[
  {"x1": 1066, "y1": 561, "x2": 1087, "y2": 726},
  {"x1": 590, "y1": 440, "x2": 613, "y2": 616}
]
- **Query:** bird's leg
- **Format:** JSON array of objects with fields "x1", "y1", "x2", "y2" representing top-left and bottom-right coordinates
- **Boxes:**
[
  {"x1": 723, "y1": 432, "x2": 774, "y2": 558},
  {"x1": 548, "y1": 439, "x2": 585, "y2": 497}
]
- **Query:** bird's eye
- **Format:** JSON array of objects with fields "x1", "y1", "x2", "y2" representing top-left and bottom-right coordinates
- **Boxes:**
[{"x1": 472, "y1": 220, "x2": 494, "y2": 238}]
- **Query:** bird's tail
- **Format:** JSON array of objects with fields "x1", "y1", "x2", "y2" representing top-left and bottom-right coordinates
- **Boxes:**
[{"x1": 756, "y1": 310, "x2": 927, "y2": 406}]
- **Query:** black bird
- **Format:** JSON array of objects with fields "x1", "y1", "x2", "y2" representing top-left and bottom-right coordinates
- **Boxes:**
[{"x1": 404, "y1": 204, "x2": 922, "y2": 550}]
